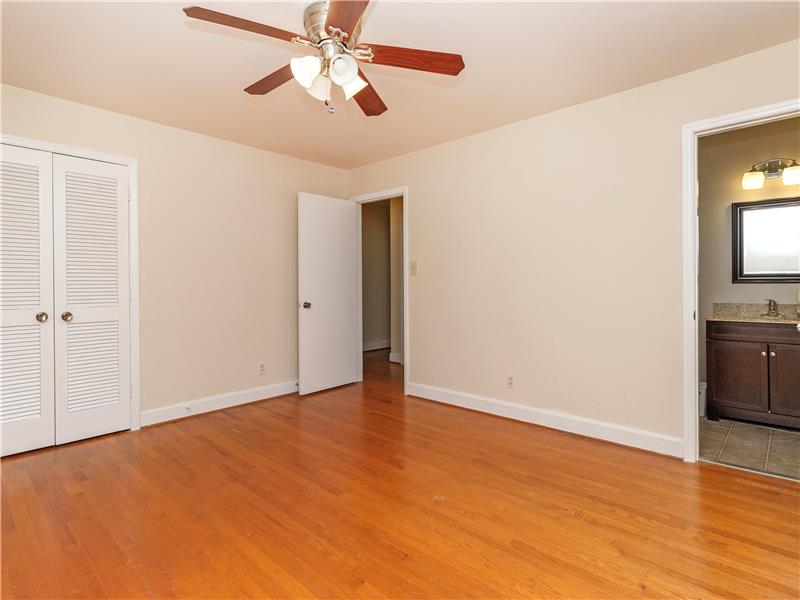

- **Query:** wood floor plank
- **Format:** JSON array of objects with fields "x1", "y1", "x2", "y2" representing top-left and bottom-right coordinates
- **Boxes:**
[{"x1": 2, "y1": 350, "x2": 798, "y2": 599}]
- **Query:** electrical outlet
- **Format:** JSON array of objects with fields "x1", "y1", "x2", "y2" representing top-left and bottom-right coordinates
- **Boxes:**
[
  {"x1": 505, "y1": 373, "x2": 515, "y2": 389},
  {"x1": 410, "y1": 261, "x2": 417, "y2": 276},
  {"x1": 258, "y1": 363, "x2": 265, "y2": 375}
]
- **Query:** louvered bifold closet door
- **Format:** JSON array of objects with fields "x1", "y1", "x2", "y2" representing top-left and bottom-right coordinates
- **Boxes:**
[
  {"x1": 0, "y1": 144, "x2": 55, "y2": 456},
  {"x1": 53, "y1": 154, "x2": 130, "y2": 444}
]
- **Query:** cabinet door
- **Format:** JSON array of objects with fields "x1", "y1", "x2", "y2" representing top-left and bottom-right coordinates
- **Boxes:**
[
  {"x1": 769, "y1": 344, "x2": 800, "y2": 418},
  {"x1": 707, "y1": 339, "x2": 768, "y2": 411}
]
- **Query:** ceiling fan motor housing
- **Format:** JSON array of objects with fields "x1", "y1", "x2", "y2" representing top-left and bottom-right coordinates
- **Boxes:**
[{"x1": 303, "y1": 1, "x2": 362, "y2": 46}]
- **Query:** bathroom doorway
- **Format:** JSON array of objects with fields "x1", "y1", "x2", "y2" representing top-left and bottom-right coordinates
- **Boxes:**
[{"x1": 695, "y1": 117, "x2": 800, "y2": 479}]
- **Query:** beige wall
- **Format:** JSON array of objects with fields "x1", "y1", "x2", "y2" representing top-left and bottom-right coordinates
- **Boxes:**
[
  {"x1": 361, "y1": 200, "x2": 390, "y2": 347},
  {"x1": 390, "y1": 196, "x2": 404, "y2": 361},
  {"x1": 698, "y1": 118, "x2": 800, "y2": 379},
  {"x1": 349, "y1": 40, "x2": 800, "y2": 440},
  {"x1": 3, "y1": 39, "x2": 798, "y2": 443},
  {"x1": 1, "y1": 84, "x2": 348, "y2": 411}
]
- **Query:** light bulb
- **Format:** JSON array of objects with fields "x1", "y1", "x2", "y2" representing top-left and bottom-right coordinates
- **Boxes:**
[
  {"x1": 306, "y1": 74, "x2": 331, "y2": 102},
  {"x1": 343, "y1": 75, "x2": 368, "y2": 100},
  {"x1": 290, "y1": 56, "x2": 321, "y2": 89},
  {"x1": 782, "y1": 164, "x2": 800, "y2": 186},
  {"x1": 742, "y1": 170, "x2": 765, "y2": 190},
  {"x1": 329, "y1": 54, "x2": 358, "y2": 86}
]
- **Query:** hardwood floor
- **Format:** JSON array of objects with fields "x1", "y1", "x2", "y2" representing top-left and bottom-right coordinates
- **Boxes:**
[{"x1": 2, "y1": 350, "x2": 799, "y2": 599}]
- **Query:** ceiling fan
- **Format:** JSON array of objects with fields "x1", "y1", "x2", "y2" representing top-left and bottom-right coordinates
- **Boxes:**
[{"x1": 183, "y1": 0, "x2": 465, "y2": 116}]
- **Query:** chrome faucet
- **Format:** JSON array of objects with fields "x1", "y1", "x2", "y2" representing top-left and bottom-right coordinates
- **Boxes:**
[{"x1": 763, "y1": 299, "x2": 780, "y2": 318}]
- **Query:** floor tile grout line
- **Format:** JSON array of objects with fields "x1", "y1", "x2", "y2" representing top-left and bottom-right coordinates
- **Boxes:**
[
  {"x1": 764, "y1": 429, "x2": 772, "y2": 471},
  {"x1": 716, "y1": 422, "x2": 733, "y2": 461}
]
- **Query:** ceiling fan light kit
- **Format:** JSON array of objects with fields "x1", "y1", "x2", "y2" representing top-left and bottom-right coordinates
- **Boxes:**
[
  {"x1": 290, "y1": 55, "x2": 322, "y2": 88},
  {"x1": 183, "y1": 0, "x2": 465, "y2": 117}
]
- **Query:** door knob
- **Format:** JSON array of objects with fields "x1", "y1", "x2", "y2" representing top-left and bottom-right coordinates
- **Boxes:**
[
  {"x1": 769, "y1": 351, "x2": 776, "y2": 357},
  {"x1": 35, "y1": 312, "x2": 48, "y2": 323},
  {"x1": 302, "y1": 302, "x2": 312, "y2": 309},
  {"x1": 61, "y1": 311, "x2": 73, "y2": 322},
  {"x1": 761, "y1": 351, "x2": 767, "y2": 357}
]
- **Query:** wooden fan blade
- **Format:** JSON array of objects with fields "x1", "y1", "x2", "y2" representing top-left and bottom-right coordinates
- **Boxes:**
[
  {"x1": 353, "y1": 69, "x2": 387, "y2": 117},
  {"x1": 362, "y1": 44, "x2": 465, "y2": 76},
  {"x1": 244, "y1": 64, "x2": 294, "y2": 95},
  {"x1": 324, "y1": 0, "x2": 370, "y2": 39},
  {"x1": 183, "y1": 6, "x2": 304, "y2": 43}
]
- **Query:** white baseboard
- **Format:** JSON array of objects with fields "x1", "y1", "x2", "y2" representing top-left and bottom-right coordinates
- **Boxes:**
[
  {"x1": 363, "y1": 339, "x2": 391, "y2": 351},
  {"x1": 389, "y1": 352, "x2": 404, "y2": 364},
  {"x1": 406, "y1": 382, "x2": 683, "y2": 457},
  {"x1": 141, "y1": 380, "x2": 298, "y2": 427}
]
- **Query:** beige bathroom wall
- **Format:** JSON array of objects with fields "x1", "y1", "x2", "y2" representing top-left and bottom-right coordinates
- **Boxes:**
[
  {"x1": 698, "y1": 118, "x2": 800, "y2": 380},
  {"x1": 390, "y1": 196, "x2": 404, "y2": 361},
  {"x1": 361, "y1": 200, "x2": 391, "y2": 347},
  {"x1": 1, "y1": 84, "x2": 348, "y2": 411},
  {"x1": 349, "y1": 40, "x2": 800, "y2": 440}
]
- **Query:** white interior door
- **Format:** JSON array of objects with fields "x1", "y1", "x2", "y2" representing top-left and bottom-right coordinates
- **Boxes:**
[
  {"x1": 298, "y1": 192, "x2": 360, "y2": 395},
  {"x1": 0, "y1": 144, "x2": 55, "y2": 456},
  {"x1": 53, "y1": 154, "x2": 130, "y2": 444}
]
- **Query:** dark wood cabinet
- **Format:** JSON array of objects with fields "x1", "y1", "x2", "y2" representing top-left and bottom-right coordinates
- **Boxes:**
[
  {"x1": 769, "y1": 344, "x2": 800, "y2": 418},
  {"x1": 707, "y1": 321, "x2": 800, "y2": 429}
]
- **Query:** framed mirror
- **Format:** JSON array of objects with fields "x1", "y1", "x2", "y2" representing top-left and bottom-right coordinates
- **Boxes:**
[{"x1": 732, "y1": 197, "x2": 800, "y2": 283}]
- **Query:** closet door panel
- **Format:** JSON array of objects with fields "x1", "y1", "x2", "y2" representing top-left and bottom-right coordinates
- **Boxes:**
[
  {"x1": 0, "y1": 144, "x2": 55, "y2": 456},
  {"x1": 53, "y1": 154, "x2": 130, "y2": 444}
]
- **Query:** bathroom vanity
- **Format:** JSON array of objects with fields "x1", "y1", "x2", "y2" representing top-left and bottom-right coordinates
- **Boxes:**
[{"x1": 706, "y1": 318, "x2": 800, "y2": 429}]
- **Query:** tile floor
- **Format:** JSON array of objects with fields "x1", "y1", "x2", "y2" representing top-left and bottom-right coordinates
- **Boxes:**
[{"x1": 700, "y1": 417, "x2": 800, "y2": 480}]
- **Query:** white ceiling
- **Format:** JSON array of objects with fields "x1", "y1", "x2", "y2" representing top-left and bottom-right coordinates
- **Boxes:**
[{"x1": 3, "y1": 2, "x2": 798, "y2": 168}]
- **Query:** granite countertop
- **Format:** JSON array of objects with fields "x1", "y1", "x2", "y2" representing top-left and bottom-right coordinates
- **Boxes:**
[
  {"x1": 708, "y1": 302, "x2": 799, "y2": 325},
  {"x1": 707, "y1": 315, "x2": 799, "y2": 324}
]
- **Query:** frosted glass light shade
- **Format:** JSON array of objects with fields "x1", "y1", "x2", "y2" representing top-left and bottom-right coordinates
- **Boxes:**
[
  {"x1": 306, "y1": 74, "x2": 331, "y2": 101},
  {"x1": 343, "y1": 75, "x2": 368, "y2": 100},
  {"x1": 290, "y1": 56, "x2": 321, "y2": 88},
  {"x1": 329, "y1": 54, "x2": 358, "y2": 86},
  {"x1": 742, "y1": 170, "x2": 765, "y2": 190},
  {"x1": 782, "y1": 164, "x2": 800, "y2": 186}
]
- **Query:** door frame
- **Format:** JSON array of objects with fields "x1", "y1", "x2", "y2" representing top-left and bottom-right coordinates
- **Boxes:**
[
  {"x1": 351, "y1": 186, "x2": 409, "y2": 393},
  {"x1": 680, "y1": 98, "x2": 799, "y2": 462},
  {"x1": 1, "y1": 134, "x2": 141, "y2": 431}
]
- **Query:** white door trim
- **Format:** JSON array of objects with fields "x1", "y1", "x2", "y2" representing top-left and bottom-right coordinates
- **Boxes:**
[
  {"x1": 351, "y1": 186, "x2": 409, "y2": 394},
  {"x1": 680, "y1": 98, "x2": 799, "y2": 462},
  {"x1": 1, "y1": 134, "x2": 141, "y2": 431}
]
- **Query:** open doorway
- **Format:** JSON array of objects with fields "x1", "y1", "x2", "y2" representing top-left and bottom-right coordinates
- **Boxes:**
[
  {"x1": 360, "y1": 196, "x2": 404, "y2": 383},
  {"x1": 696, "y1": 117, "x2": 800, "y2": 479}
]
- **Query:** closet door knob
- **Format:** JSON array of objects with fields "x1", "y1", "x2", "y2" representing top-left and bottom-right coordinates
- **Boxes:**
[
  {"x1": 769, "y1": 351, "x2": 776, "y2": 357},
  {"x1": 35, "y1": 312, "x2": 48, "y2": 323},
  {"x1": 761, "y1": 351, "x2": 767, "y2": 357},
  {"x1": 61, "y1": 311, "x2": 73, "y2": 322}
]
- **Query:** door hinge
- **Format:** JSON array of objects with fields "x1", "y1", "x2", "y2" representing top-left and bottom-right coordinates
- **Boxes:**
[
  {"x1": 130, "y1": 383, "x2": 133, "y2": 399},
  {"x1": 693, "y1": 310, "x2": 696, "y2": 321}
]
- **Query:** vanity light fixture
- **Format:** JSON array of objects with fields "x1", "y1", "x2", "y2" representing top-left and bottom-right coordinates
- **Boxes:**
[{"x1": 741, "y1": 158, "x2": 800, "y2": 190}]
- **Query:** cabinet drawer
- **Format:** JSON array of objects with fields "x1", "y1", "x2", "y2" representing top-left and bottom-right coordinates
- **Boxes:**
[{"x1": 707, "y1": 321, "x2": 800, "y2": 344}]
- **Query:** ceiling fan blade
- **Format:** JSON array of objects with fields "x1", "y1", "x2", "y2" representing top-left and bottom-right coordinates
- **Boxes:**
[
  {"x1": 183, "y1": 6, "x2": 304, "y2": 43},
  {"x1": 353, "y1": 69, "x2": 387, "y2": 117},
  {"x1": 244, "y1": 64, "x2": 294, "y2": 95},
  {"x1": 324, "y1": 0, "x2": 370, "y2": 39},
  {"x1": 362, "y1": 44, "x2": 465, "y2": 76}
]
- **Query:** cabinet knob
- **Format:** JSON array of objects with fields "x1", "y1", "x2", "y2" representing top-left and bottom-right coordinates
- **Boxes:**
[
  {"x1": 769, "y1": 351, "x2": 776, "y2": 357},
  {"x1": 761, "y1": 351, "x2": 767, "y2": 357}
]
